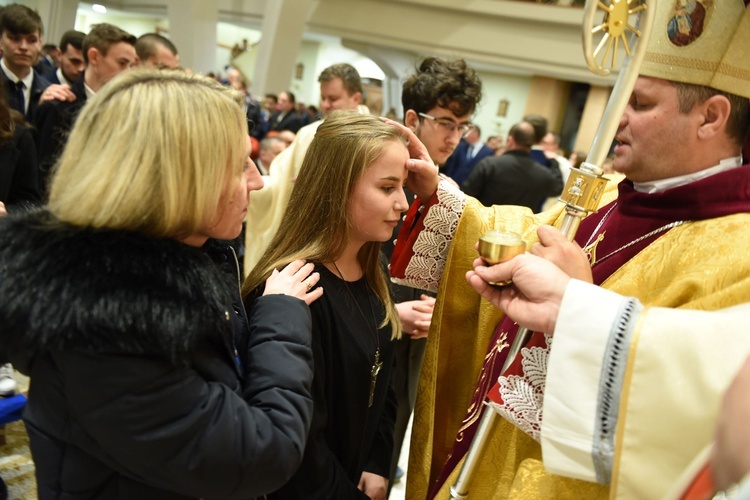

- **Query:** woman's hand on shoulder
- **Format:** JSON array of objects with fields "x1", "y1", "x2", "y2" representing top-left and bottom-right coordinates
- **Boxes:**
[{"x1": 262, "y1": 260, "x2": 324, "y2": 305}]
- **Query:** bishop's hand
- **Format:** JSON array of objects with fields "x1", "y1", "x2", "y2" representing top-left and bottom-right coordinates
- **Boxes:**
[
  {"x1": 530, "y1": 225, "x2": 593, "y2": 283},
  {"x1": 466, "y1": 253, "x2": 570, "y2": 334}
]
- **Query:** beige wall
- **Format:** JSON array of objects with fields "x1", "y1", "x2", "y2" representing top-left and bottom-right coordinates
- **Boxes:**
[
  {"x1": 574, "y1": 85, "x2": 611, "y2": 154},
  {"x1": 523, "y1": 76, "x2": 571, "y2": 133}
]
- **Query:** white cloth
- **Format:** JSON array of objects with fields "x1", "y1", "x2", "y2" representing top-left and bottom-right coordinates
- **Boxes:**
[
  {"x1": 543, "y1": 280, "x2": 750, "y2": 498},
  {"x1": 634, "y1": 156, "x2": 742, "y2": 193},
  {"x1": 542, "y1": 279, "x2": 627, "y2": 482}
]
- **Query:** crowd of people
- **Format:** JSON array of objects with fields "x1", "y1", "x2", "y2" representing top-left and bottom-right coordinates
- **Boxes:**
[{"x1": 1, "y1": 1, "x2": 750, "y2": 499}]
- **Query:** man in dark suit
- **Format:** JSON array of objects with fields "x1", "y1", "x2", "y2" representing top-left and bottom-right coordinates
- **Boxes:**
[
  {"x1": 229, "y1": 71, "x2": 264, "y2": 141},
  {"x1": 33, "y1": 43, "x2": 59, "y2": 77},
  {"x1": 0, "y1": 4, "x2": 50, "y2": 122},
  {"x1": 462, "y1": 121, "x2": 563, "y2": 211},
  {"x1": 35, "y1": 23, "x2": 136, "y2": 194},
  {"x1": 267, "y1": 90, "x2": 304, "y2": 134},
  {"x1": 442, "y1": 124, "x2": 494, "y2": 187},
  {"x1": 47, "y1": 30, "x2": 85, "y2": 86}
]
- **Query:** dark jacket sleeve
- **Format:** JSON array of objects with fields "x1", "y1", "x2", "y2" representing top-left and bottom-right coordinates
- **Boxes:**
[
  {"x1": 0, "y1": 125, "x2": 40, "y2": 209},
  {"x1": 462, "y1": 157, "x2": 490, "y2": 198},
  {"x1": 60, "y1": 294, "x2": 313, "y2": 499},
  {"x1": 34, "y1": 100, "x2": 71, "y2": 192},
  {"x1": 247, "y1": 103, "x2": 264, "y2": 140}
]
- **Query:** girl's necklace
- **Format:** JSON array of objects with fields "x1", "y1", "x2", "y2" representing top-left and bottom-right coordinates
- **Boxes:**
[{"x1": 331, "y1": 262, "x2": 383, "y2": 408}]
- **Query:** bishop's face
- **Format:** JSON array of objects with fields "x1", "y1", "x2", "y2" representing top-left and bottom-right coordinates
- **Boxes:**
[{"x1": 613, "y1": 76, "x2": 702, "y2": 183}]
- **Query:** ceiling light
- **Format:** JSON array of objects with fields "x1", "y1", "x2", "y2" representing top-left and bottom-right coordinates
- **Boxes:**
[{"x1": 92, "y1": 4, "x2": 107, "y2": 13}]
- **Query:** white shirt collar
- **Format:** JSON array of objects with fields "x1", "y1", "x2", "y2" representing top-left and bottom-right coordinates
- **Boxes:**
[
  {"x1": 56, "y1": 67, "x2": 73, "y2": 87},
  {"x1": 84, "y1": 81, "x2": 96, "y2": 100},
  {"x1": 633, "y1": 156, "x2": 743, "y2": 193},
  {"x1": 1, "y1": 58, "x2": 32, "y2": 86}
]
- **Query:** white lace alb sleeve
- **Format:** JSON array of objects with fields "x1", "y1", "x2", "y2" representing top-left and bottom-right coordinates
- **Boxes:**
[
  {"x1": 394, "y1": 180, "x2": 466, "y2": 292},
  {"x1": 541, "y1": 280, "x2": 638, "y2": 485}
]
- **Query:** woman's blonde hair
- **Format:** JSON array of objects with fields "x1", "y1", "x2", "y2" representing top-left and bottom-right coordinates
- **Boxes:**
[
  {"x1": 243, "y1": 110, "x2": 406, "y2": 339},
  {"x1": 48, "y1": 69, "x2": 247, "y2": 238}
]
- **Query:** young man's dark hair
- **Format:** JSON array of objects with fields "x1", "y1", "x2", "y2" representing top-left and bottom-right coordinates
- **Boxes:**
[
  {"x1": 283, "y1": 90, "x2": 296, "y2": 104},
  {"x1": 0, "y1": 3, "x2": 44, "y2": 37},
  {"x1": 135, "y1": 33, "x2": 178, "y2": 66},
  {"x1": 511, "y1": 121, "x2": 537, "y2": 149},
  {"x1": 59, "y1": 30, "x2": 84, "y2": 52},
  {"x1": 522, "y1": 114, "x2": 548, "y2": 144},
  {"x1": 401, "y1": 57, "x2": 482, "y2": 118},
  {"x1": 82, "y1": 23, "x2": 137, "y2": 65}
]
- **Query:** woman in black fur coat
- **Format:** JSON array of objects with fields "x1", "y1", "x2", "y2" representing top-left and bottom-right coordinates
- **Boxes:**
[{"x1": 0, "y1": 70, "x2": 323, "y2": 499}]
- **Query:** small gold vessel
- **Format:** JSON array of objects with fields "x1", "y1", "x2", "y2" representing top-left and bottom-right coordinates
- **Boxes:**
[{"x1": 477, "y1": 230, "x2": 526, "y2": 285}]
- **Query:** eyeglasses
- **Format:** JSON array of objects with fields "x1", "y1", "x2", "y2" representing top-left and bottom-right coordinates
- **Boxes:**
[{"x1": 418, "y1": 113, "x2": 474, "y2": 137}]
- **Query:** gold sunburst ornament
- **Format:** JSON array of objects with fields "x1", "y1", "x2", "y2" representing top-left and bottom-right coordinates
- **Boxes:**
[
  {"x1": 583, "y1": 0, "x2": 653, "y2": 78},
  {"x1": 591, "y1": 0, "x2": 647, "y2": 70}
]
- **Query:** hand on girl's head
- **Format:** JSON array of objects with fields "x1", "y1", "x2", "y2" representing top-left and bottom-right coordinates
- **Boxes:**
[
  {"x1": 379, "y1": 117, "x2": 431, "y2": 163},
  {"x1": 380, "y1": 117, "x2": 438, "y2": 202},
  {"x1": 263, "y1": 259, "x2": 324, "y2": 305}
]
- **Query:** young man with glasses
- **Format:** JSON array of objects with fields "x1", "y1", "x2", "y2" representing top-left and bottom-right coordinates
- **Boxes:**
[
  {"x1": 384, "y1": 56, "x2": 483, "y2": 491},
  {"x1": 402, "y1": 57, "x2": 482, "y2": 167}
]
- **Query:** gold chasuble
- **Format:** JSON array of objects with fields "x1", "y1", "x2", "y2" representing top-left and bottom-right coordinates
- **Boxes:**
[
  {"x1": 394, "y1": 166, "x2": 750, "y2": 499},
  {"x1": 402, "y1": 185, "x2": 616, "y2": 500}
]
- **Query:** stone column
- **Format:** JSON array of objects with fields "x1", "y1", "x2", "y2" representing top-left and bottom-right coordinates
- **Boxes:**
[
  {"x1": 574, "y1": 85, "x2": 611, "y2": 154},
  {"x1": 252, "y1": 0, "x2": 312, "y2": 97},
  {"x1": 36, "y1": 0, "x2": 79, "y2": 47},
  {"x1": 523, "y1": 76, "x2": 571, "y2": 132},
  {"x1": 166, "y1": 0, "x2": 217, "y2": 74}
]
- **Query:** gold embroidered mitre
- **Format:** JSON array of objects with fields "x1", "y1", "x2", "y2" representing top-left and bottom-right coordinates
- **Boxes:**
[{"x1": 640, "y1": 0, "x2": 750, "y2": 99}]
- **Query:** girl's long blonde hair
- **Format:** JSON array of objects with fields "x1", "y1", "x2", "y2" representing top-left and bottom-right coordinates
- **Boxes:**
[{"x1": 243, "y1": 111, "x2": 406, "y2": 339}]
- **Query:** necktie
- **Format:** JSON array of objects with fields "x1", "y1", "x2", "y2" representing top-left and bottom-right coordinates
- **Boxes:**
[
  {"x1": 15, "y1": 81, "x2": 25, "y2": 115},
  {"x1": 466, "y1": 145, "x2": 474, "y2": 161}
]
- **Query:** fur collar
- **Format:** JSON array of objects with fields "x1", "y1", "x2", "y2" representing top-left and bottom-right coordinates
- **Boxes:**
[{"x1": 0, "y1": 210, "x2": 234, "y2": 370}]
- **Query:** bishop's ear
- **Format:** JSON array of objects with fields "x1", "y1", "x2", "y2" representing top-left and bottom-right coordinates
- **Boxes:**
[{"x1": 697, "y1": 94, "x2": 732, "y2": 141}]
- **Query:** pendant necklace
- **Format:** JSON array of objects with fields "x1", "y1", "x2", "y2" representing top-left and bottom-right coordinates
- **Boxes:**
[
  {"x1": 581, "y1": 202, "x2": 688, "y2": 267},
  {"x1": 332, "y1": 261, "x2": 383, "y2": 408}
]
